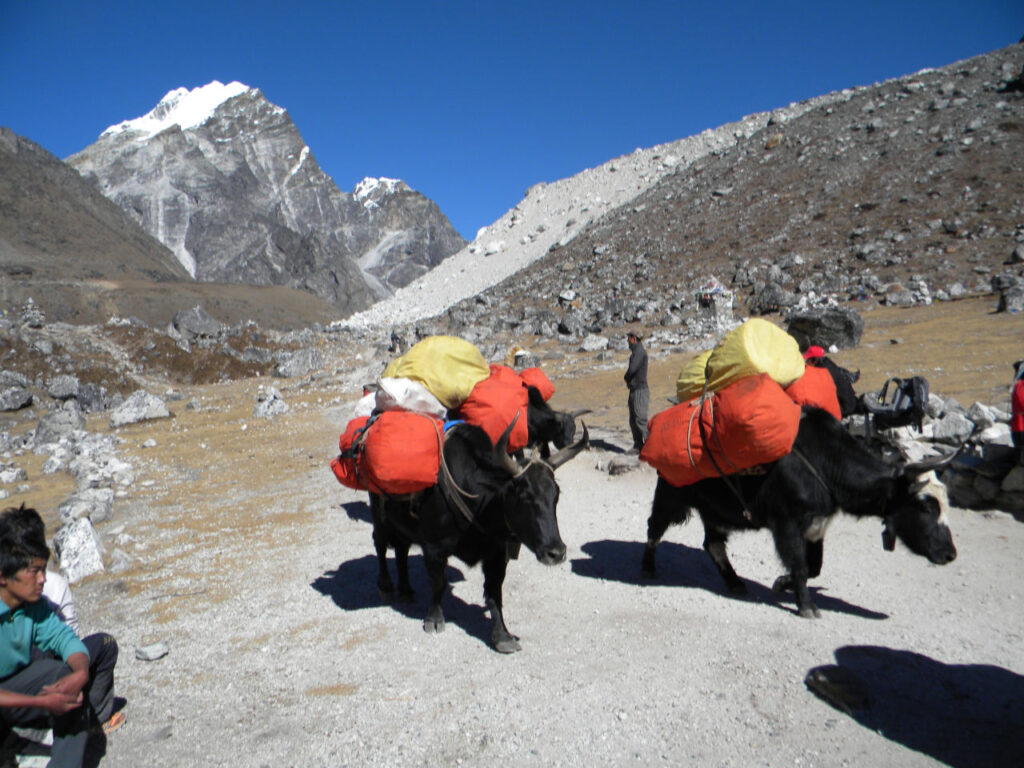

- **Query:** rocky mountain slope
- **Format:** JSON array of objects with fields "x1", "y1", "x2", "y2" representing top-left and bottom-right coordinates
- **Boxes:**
[
  {"x1": 0, "y1": 128, "x2": 191, "y2": 315},
  {"x1": 348, "y1": 43, "x2": 1024, "y2": 340},
  {"x1": 66, "y1": 81, "x2": 465, "y2": 315},
  {"x1": 0, "y1": 127, "x2": 345, "y2": 329}
]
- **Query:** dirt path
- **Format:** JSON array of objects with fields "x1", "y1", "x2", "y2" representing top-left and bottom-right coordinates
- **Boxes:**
[{"x1": 56, "y1": 362, "x2": 1023, "y2": 767}]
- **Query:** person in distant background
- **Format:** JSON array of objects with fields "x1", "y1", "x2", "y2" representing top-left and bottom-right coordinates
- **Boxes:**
[
  {"x1": 1012, "y1": 360, "x2": 1024, "y2": 464},
  {"x1": 624, "y1": 329, "x2": 649, "y2": 453},
  {"x1": 802, "y1": 345, "x2": 825, "y2": 362}
]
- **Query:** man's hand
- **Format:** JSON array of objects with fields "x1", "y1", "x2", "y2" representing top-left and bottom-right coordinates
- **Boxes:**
[
  {"x1": 34, "y1": 689, "x2": 83, "y2": 716},
  {"x1": 40, "y1": 668, "x2": 88, "y2": 699}
]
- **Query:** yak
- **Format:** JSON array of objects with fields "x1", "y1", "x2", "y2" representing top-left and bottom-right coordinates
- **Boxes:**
[
  {"x1": 372, "y1": 418, "x2": 588, "y2": 652},
  {"x1": 524, "y1": 385, "x2": 590, "y2": 458},
  {"x1": 811, "y1": 356, "x2": 861, "y2": 417},
  {"x1": 641, "y1": 407, "x2": 956, "y2": 618}
]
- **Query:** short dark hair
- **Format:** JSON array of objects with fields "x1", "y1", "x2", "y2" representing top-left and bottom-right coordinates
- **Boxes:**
[{"x1": 0, "y1": 504, "x2": 50, "y2": 578}]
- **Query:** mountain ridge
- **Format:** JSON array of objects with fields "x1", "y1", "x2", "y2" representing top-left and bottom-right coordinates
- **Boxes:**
[{"x1": 66, "y1": 81, "x2": 465, "y2": 312}]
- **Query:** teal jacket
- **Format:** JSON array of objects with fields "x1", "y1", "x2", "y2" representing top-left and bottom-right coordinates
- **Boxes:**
[{"x1": 0, "y1": 599, "x2": 89, "y2": 680}]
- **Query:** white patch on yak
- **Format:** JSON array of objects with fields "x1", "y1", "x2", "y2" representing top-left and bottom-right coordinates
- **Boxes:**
[
  {"x1": 804, "y1": 515, "x2": 834, "y2": 542},
  {"x1": 914, "y1": 470, "x2": 951, "y2": 526}
]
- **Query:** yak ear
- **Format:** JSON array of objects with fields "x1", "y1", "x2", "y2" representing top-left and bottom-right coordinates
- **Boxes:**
[{"x1": 547, "y1": 423, "x2": 589, "y2": 470}]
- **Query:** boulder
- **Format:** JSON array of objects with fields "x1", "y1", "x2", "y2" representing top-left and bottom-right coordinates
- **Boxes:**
[
  {"x1": 932, "y1": 412, "x2": 975, "y2": 444},
  {"x1": 273, "y1": 347, "x2": 324, "y2": 378},
  {"x1": 47, "y1": 375, "x2": 80, "y2": 400},
  {"x1": 53, "y1": 518, "x2": 105, "y2": 584},
  {"x1": 173, "y1": 305, "x2": 225, "y2": 340},
  {"x1": 109, "y1": 391, "x2": 171, "y2": 428},
  {"x1": 59, "y1": 488, "x2": 115, "y2": 525},
  {"x1": 33, "y1": 404, "x2": 86, "y2": 450},
  {"x1": 997, "y1": 283, "x2": 1024, "y2": 313},
  {"x1": 0, "y1": 387, "x2": 32, "y2": 412},
  {"x1": 786, "y1": 307, "x2": 864, "y2": 350},
  {"x1": 253, "y1": 387, "x2": 289, "y2": 419}
]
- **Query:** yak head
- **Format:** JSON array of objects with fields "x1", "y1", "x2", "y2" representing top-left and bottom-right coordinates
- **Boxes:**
[
  {"x1": 525, "y1": 386, "x2": 591, "y2": 452},
  {"x1": 495, "y1": 420, "x2": 589, "y2": 565},
  {"x1": 883, "y1": 461, "x2": 957, "y2": 565}
]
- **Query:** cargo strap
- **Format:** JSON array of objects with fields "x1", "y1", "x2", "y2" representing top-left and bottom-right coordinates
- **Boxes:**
[
  {"x1": 435, "y1": 421, "x2": 480, "y2": 524},
  {"x1": 693, "y1": 377, "x2": 752, "y2": 521}
]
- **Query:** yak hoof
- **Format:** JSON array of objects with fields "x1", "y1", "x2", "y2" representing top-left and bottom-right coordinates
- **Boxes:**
[
  {"x1": 798, "y1": 606, "x2": 822, "y2": 619},
  {"x1": 640, "y1": 551, "x2": 657, "y2": 576},
  {"x1": 423, "y1": 614, "x2": 446, "y2": 634},
  {"x1": 493, "y1": 634, "x2": 522, "y2": 654},
  {"x1": 772, "y1": 575, "x2": 794, "y2": 593},
  {"x1": 377, "y1": 585, "x2": 395, "y2": 602}
]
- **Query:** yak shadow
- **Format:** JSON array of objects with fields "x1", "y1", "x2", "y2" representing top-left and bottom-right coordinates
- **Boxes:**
[
  {"x1": 310, "y1": 554, "x2": 495, "y2": 648},
  {"x1": 573, "y1": 539, "x2": 887, "y2": 620},
  {"x1": 808, "y1": 645, "x2": 1024, "y2": 767},
  {"x1": 340, "y1": 500, "x2": 372, "y2": 524}
]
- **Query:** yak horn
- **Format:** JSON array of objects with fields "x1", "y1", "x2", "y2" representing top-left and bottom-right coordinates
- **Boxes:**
[
  {"x1": 570, "y1": 409, "x2": 593, "y2": 418},
  {"x1": 496, "y1": 413, "x2": 524, "y2": 475},
  {"x1": 903, "y1": 444, "x2": 964, "y2": 478},
  {"x1": 546, "y1": 423, "x2": 589, "y2": 470}
]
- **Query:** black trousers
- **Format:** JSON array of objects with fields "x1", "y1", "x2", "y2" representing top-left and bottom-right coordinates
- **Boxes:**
[{"x1": 0, "y1": 633, "x2": 118, "y2": 768}]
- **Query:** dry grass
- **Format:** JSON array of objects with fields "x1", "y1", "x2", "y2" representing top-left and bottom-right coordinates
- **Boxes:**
[
  {"x1": 553, "y1": 296, "x2": 1021, "y2": 435},
  {"x1": 1, "y1": 295, "x2": 1018, "y2": 629}
]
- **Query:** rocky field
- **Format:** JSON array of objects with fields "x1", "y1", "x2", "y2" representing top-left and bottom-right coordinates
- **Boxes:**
[{"x1": 1, "y1": 293, "x2": 1022, "y2": 767}]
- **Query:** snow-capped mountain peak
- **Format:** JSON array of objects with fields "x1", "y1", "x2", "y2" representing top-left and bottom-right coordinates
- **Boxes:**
[
  {"x1": 101, "y1": 80, "x2": 253, "y2": 138},
  {"x1": 353, "y1": 176, "x2": 408, "y2": 208}
]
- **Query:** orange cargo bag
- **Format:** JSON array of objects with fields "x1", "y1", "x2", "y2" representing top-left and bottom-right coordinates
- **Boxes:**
[
  {"x1": 785, "y1": 365, "x2": 842, "y2": 420},
  {"x1": 330, "y1": 416, "x2": 370, "y2": 490},
  {"x1": 640, "y1": 374, "x2": 801, "y2": 487},
  {"x1": 458, "y1": 364, "x2": 530, "y2": 452},
  {"x1": 519, "y1": 367, "x2": 555, "y2": 401},
  {"x1": 330, "y1": 412, "x2": 443, "y2": 494}
]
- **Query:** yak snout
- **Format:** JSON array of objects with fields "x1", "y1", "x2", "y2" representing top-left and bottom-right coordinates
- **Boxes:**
[
  {"x1": 929, "y1": 526, "x2": 957, "y2": 565},
  {"x1": 537, "y1": 541, "x2": 567, "y2": 565}
]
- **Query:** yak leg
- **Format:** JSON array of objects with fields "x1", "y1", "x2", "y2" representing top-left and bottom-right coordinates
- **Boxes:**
[
  {"x1": 807, "y1": 539, "x2": 824, "y2": 578},
  {"x1": 772, "y1": 539, "x2": 824, "y2": 593},
  {"x1": 392, "y1": 537, "x2": 415, "y2": 602},
  {"x1": 421, "y1": 552, "x2": 448, "y2": 634},
  {"x1": 771, "y1": 522, "x2": 819, "y2": 618},
  {"x1": 642, "y1": 479, "x2": 690, "y2": 576},
  {"x1": 482, "y1": 552, "x2": 521, "y2": 653},
  {"x1": 702, "y1": 525, "x2": 746, "y2": 594},
  {"x1": 370, "y1": 495, "x2": 396, "y2": 601}
]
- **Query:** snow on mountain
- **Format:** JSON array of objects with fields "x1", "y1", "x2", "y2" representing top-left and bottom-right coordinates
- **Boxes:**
[
  {"x1": 342, "y1": 91, "x2": 844, "y2": 331},
  {"x1": 354, "y1": 177, "x2": 409, "y2": 209},
  {"x1": 101, "y1": 80, "x2": 255, "y2": 138}
]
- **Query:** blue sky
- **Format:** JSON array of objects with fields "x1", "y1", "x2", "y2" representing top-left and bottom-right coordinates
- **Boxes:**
[{"x1": 2, "y1": 1, "x2": 1022, "y2": 240}]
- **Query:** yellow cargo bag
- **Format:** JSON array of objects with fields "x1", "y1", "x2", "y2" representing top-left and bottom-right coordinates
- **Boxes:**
[
  {"x1": 676, "y1": 318, "x2": 805, "y2": 403},
  {"x1": 676, "y1": 350, "x2": 713, "y2": 404},
  {"x1": 382, "y1": 335, "x2": 490, "y2": 409}
]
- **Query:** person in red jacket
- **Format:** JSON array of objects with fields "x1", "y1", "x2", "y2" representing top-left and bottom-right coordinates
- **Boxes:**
[{"x1": 1012, "y1": 360, "x2": 1024, "y2": 465}]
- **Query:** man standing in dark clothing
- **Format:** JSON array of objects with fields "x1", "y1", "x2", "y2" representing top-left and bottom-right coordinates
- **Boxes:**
[{"x1": 624, "y1": 330, "x2": 649, "y2": 453}]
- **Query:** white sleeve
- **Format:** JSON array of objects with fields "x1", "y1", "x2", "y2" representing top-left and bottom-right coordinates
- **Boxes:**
[{"x1": 43, "y1": 571, "x2": 82, "y2": 638}]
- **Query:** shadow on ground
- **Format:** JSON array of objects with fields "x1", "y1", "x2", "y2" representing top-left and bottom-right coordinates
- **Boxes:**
[
  {"x1": 311, "y1": 555, "x2": 499, "y2": 649},
  {"x1": 808, "y1": 645, "x2": 1024, "y2": 767},
  {"x1": 341, "y1": 500, "x2": 371, "y2": 524},
  {"x1": 573, "y1": 538, "x2": 887, "y2": 620}
]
